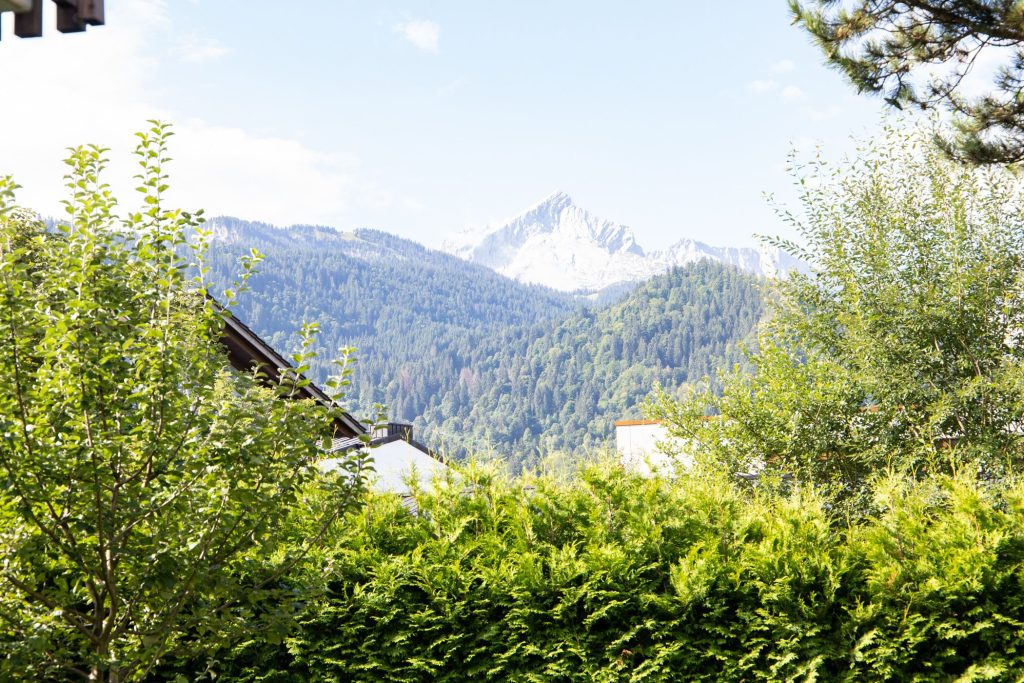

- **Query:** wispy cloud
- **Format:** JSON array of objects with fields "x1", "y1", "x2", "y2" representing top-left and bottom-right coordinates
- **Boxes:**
[
  {"x1": 746, "y1": 77, "x2": 808, "y2": 105},
  {"x1": 746, "y1": 60, "x2": 807, "y2": 103},
  {"x1": 0, "y1": 0, "x2": 381, "y2": 228},
  {"x1": 168, "y1": 120, "x2": 363, "y2": 223},
  {"x1": 173, "y1": 34, "x2": 230, "y2": 63},
  {"x1": 394, "y1": 19, "x2": 440, "y2": 53},
  {"x1": 771, "y1": 59, "x2": 795, "y2": 74},
  {"x1": 781, "y1": 85, "x2": 805, "y2": 101},
  {"x1": 747, "y1": 79, "x2": 778, "y2": 93}
]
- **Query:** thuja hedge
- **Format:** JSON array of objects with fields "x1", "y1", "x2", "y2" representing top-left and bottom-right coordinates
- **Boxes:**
[{"x1": 177, "y1": 464, "x2": 1024, "y2": 682}]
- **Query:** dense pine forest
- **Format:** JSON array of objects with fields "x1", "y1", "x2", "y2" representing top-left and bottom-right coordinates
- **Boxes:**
[
  {"x1": 420, "y1": 261, "x2": 763, "y2": 460},
  {"x1": 207, "y1": 218, "x2": 764, "y2": 465}
]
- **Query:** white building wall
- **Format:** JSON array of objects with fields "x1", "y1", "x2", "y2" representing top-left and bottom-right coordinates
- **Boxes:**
[{"x1": 615, "y1": 421, "x2": 692, "y2": 476}]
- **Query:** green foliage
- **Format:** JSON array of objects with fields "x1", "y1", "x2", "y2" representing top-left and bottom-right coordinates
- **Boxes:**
[
  {"x1": 650, "y1": 126, "x2": 1024, "y2": 506},
  {"x1": 427, "y1": 262, "x2": 763, "y2": 463},
  {"x1": 169, "y1": 462, "x2": 1024, "y2": 681},
  {"x1": 206, "y1": 229, "x2": 763, "y2": 466},
  {"x1": 791, "y1": 0, "x2": 1024, "y2": 163},
  {"x1": 0, "y1": 124, "x2": 368, "y2": 681},
  {"x1": 203, "y1": 222, "x2": 577, "y2": 445}
]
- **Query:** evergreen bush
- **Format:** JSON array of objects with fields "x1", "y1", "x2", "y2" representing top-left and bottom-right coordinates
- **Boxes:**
[{"x1": 176, "y1": 462, "x2": 1024, "y2": 682}]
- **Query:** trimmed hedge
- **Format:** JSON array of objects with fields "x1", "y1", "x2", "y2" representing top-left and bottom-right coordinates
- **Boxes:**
[{"x1": 178, "y1": 465, "x2": 1024, "y2": 682}]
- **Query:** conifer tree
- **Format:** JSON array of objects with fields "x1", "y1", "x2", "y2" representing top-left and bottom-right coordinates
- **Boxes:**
[{"x1": 792, "y1": 0, "x2": 1024, "y2": 163}]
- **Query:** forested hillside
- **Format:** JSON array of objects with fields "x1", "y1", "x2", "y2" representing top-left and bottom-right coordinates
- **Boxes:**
[
  {"x1": 206, "y1": 217, "x2": 578, "y2": 410},
  {"x1": 207, "y1": 218, "x2": 764, "y2": 466},
  {"x1": 423, "y1": 262, "x2": 763, "y2": 460}
]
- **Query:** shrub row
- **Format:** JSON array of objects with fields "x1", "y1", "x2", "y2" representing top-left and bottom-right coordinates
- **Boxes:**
[{"x1": 177, "y1": 464, "x2": 1024, "y2": 682}]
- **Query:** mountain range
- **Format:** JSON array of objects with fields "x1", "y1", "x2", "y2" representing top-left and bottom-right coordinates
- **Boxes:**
[
  {"x1": 204, "y1": 194, "x2": 775, "y2": 464},
  {"x1": 444, "y1": 191, "x2": 805, "y2": 295}
]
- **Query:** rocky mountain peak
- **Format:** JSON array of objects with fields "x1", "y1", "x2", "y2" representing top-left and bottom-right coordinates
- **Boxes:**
[{"x1": 444, "y1": 193, "x2": 807, "y2": 294}]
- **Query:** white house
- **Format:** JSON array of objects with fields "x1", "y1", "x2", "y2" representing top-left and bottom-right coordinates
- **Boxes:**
[
  {"x1": 614, "y1": 419, "x2": 693, "y2": 476},
  {"x1": 320, "y1": 422, "x2": 449, "y2": 495}
]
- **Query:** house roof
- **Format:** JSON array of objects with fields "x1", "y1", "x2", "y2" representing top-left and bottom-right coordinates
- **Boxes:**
[
  {"x1": 327, "y1": 422, "x2": 444, "y2": 463},
  {"x1": 218, "y1": 305, "x2": 365, "y2": 439},
  {"x1": 322, "y1": 430, "x2": 449, "y2": 495},
  {"x1": 614, "y1": 419, "x2": 662, "y2": 427}
]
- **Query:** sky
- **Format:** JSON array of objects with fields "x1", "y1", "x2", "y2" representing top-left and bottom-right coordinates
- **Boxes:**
[{"x1": 0, "y1": 1, "x2": 894, "y2": 250}]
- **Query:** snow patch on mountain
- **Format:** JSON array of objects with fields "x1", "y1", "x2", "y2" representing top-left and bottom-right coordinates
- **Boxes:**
[{"x1": 443, "y1": 192, "x2": 806, "y2": 293}]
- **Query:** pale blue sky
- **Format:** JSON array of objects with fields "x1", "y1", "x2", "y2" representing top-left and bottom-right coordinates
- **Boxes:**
[{"x1": 1, "y1": 1, "x2": 892, "y2": 249}]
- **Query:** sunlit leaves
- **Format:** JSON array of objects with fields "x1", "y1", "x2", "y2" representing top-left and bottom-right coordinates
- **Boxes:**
[
  {"x1": 650, "y1": 124, "x2": 1024, "y2": 511},
  {"x1": 0, "y1": 124, "x2": 369, "y2": 681}
]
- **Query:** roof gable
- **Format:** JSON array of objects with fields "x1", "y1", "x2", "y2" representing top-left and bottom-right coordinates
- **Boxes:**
[{"x1": 218, "y1": 306, "x2": 364, "y2": 439}]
